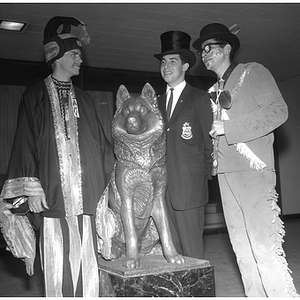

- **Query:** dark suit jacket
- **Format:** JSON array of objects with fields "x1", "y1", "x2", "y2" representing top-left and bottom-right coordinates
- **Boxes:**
[{"x1": 158, "y1": 83, "x2": 213, "y2": 211}]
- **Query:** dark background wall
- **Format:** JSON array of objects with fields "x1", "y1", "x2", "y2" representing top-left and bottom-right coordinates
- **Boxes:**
[{"x1": 0, "y1": 58, "x2": 216, "y2": 95}]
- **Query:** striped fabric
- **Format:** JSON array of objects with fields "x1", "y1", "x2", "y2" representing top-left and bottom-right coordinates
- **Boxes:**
[{"x1": 40, "y1": 215, "x2": 99, "y2": 297}]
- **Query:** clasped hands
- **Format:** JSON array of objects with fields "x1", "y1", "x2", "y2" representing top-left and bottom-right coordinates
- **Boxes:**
[
  {"x1": 209, "y1": 120, "x2": 225, "y2": 139},
  {"x1": 28, "y1": 195, "x2": 49, "y2": 213}
]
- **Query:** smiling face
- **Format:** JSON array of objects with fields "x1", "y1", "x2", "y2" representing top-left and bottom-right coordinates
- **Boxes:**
[
  {"x1": 54, "y1": 48, "x2": 83, "y2": 81},
  {"x1": 160, "y1": 54, "x2": 189, "y2": 87}
]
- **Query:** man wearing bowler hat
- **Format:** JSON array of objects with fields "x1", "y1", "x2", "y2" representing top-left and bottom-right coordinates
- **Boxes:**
[
  {"x1": 193, "y1": 23, "x2": 298, "y2": 297},
  {"x1": 154, "y1": 31, "x2": 213, "y2": 259}
]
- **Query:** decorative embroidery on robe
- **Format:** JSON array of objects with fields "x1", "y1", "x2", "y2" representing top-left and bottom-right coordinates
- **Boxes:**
[{"x1": 45, "y1": 75, "x2": 83, "y2": 216}]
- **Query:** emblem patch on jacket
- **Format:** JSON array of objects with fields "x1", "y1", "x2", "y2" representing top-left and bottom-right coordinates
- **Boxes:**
[{"x1": 181, "y1": 122, "x2": 193, "y2": 140}]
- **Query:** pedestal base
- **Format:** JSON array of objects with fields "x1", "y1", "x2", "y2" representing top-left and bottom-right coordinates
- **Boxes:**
[{"x1": 98, "y1": 254, "x2": 215, "y2": 297}]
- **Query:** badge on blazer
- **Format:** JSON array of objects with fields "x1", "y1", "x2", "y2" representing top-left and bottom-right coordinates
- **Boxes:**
[{"x1": 181, "y1": 122, "x2": 193, "y2": 140}]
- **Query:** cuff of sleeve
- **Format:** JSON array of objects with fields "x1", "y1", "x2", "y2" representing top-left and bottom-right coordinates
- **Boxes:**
[{"x1": 1, "y1": 177, "x2": 45, "y2": 199}]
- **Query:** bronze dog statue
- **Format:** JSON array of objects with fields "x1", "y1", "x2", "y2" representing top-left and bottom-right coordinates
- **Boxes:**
[{"x1": 96, "y1": 83, "x2": 184, "y2": 269}]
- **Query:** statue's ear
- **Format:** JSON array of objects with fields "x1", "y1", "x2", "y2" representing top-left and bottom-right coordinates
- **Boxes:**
[
  {"x1": 141, "y1": 83, "x2": 158, "y2": 108},
  {"x1": 116, "y1": 85, "x2": 130, "y2": 110}
]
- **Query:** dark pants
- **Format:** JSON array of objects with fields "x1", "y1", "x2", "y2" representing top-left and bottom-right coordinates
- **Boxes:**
[{"x1": 166, "y1": 196, "x2": 205, "y2": 259}]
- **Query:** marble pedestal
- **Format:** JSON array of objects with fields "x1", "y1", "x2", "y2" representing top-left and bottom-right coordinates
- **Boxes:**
[{"x1": 98, "y1": 254, "x2": 215, "y2": 297}]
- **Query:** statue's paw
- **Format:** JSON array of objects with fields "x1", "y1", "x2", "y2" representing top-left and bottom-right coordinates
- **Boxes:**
[
  {"x1": 165, "y1": 252, "x2": 185, "y2": 265},
  {"x1": 111, "y1": 246, "x2": 123, "y2": 260},
  {"x1": 122, "y1": 256, "x2": 140, "y2": 269}
]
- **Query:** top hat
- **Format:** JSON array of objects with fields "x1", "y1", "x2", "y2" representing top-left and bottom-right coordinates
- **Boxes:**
[
  {"x1": 43, "y1": 16, "x2": 90, "y2": 66},
  {"x1": 154, "y1": 31, "x2": 196, "y2": 68},
  {"x1": 192, "y1": 23, "x2": 240, "y2": 51}
]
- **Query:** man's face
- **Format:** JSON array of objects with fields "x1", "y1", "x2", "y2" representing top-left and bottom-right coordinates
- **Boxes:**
[
  {"x1": 200, "y1": 38, "x2": 227, "y2": 72},
  {"x1": 160, "y1": 54, "x2": 189, "y2": 87},
  {"x1": 58, "y1": 49, "x2": 83, "y2": 78}
]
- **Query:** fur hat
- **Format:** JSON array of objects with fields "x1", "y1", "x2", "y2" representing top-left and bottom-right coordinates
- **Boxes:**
[
  {"x1": 43, "y1": 16, "x2": 90, "y2": 66},
  {"x1": 193, "y1": 23, "x2": 240, "y2": 51},
  {"x1": 154, "y1": 31, "x2": 196, "y2": 68}
]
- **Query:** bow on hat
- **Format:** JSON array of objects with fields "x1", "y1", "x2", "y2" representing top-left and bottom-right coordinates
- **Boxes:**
[
  {"x1": 43, "y1": 16, "x2": 90, "y2": 66},
  {"x1": 154, "y1": 31, "x2": 196, "y2": 68}
]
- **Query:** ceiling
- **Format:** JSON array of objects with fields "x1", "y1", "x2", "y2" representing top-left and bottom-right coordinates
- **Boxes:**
[{"x1": 1, "y1": 2, "x2": 300, "y2": 82}]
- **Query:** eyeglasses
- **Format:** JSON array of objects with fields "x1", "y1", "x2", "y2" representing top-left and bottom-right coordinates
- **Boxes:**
[{"x1": 197, "y1": 43, "x2": 226, "y2": 56}]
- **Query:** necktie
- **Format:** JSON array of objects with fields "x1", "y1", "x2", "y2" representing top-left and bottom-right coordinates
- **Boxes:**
[{"x1": 166, "y1": 88, "x2": 174, "y2": 120}]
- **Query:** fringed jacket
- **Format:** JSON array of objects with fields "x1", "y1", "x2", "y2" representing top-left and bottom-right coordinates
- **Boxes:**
[{"x1": 210, "y1": 62, "x2": 288, "y2": 173}]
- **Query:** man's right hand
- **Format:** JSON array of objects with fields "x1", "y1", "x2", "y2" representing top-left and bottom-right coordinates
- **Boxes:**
[{"x1": 209, "y1": 120, "x2": 225, "y2": 139}]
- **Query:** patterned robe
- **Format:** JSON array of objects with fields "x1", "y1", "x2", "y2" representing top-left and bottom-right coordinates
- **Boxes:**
[{"x1": 0, "y1": 75, "x2": 115, "y2": 296}]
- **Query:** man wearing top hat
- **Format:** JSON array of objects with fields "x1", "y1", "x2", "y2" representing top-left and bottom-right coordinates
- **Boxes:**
[
  {"x1": 0, "y1": 16, "x2": 115, "y2": 296},
  {"x1": 193, "y1": 23, "x2": 298, "y2": 297},
  {"x1": 154, "y1": 31, "x2": 213, "y2": 260}
]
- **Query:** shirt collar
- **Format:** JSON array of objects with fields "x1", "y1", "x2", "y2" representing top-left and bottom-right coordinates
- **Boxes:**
[{"x1": 166, "y1": 80, "x2": 186, "y2": 95}]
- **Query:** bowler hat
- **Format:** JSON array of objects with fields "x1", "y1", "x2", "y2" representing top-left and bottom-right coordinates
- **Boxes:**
[
  {"x1": 192, "y1": 23, "x2": 240, "y2": 51},
  {"x1": 154, "y1": 31, "x2": 196, "y2": 68}
]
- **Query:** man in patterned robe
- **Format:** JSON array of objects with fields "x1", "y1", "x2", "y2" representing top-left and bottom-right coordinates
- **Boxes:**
[{"x1": 0, "y1": 16, "x2": 115, "y2": 296}]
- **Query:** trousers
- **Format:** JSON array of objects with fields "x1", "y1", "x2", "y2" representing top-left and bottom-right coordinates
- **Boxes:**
[
  {"x1": 218, "y1": 170, "x2": 298, "y2": 297},
  {"x1": 166, "y1": 197, "x2": 205, "y2": 259}
]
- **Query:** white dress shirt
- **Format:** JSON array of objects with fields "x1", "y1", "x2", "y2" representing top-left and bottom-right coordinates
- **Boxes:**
[{"x1": 166, "y1": 80, "x2": 186, "y2": 118}]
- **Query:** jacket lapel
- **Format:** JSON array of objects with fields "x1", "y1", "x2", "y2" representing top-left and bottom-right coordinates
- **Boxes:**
[{"x1": 158, "y1": 93, "x2": 168, "y2": 123}]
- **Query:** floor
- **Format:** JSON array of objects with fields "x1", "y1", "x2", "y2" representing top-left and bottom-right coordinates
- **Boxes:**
[{"x1": 0, "y1": 218, "x2": 299, "y2": 297}]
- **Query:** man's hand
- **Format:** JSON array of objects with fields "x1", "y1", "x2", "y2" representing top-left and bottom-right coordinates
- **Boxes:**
[
  {"x1": 209, "y1": 120, "x2": 225, "y2": 139},
  {"x1": 28, "y1": 196, "x2": 49, "y2": 213}
]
